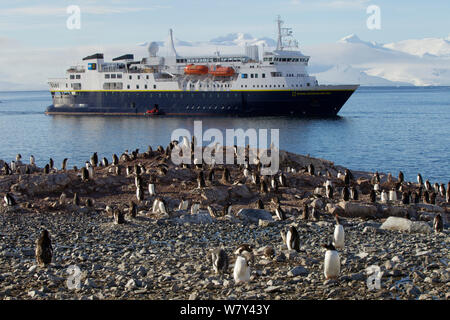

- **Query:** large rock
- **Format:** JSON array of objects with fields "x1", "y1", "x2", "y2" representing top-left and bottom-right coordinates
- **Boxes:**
[
  {"x1": 326, "y1": 203, "x2": 345, "y2": 216},
  {"x1": 237, "y1": 209, "x2": 273, "y2": 223},
  {"x1": 229, "y1": 184, "x2": 253, "y2": 199},
  {"x1": 201, "y1": 187, "x2": 229, "y2": 203},
  {"x1": 18, "y1": 173, "x2": 72, "y2": 196},
  {"x1": 379, "y1": 205, "x2": 409, "y2": 218},
  {"x1": 414, "y1": 204, "x2": 445, "y2": 213},
  {"x1": 356, "y1": 178, "x2": 373, "y2": 195},
  {"x1": 173, "y1": 213, "x2": 213, "y2": 224},
  {"x1": 380, "y1": 216, "x2": 432, "y2": 234},
  {"x1": 337, "y1": 201, "x2": 377, "y2": 218}
]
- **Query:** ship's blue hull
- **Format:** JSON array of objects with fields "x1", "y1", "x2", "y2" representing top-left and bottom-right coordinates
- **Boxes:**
[{"x1": 46, "y1": 89, "x2": 357, "y2": 117}]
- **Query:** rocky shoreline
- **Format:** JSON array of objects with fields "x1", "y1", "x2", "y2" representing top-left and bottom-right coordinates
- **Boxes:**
[{"x1": 0, "y1": 146, "x2": 448, "y2": 300}]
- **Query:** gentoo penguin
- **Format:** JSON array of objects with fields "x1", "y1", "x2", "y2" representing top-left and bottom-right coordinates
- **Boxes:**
[
  {"x1": 81, "y1": 167, "x2": 89, "y2": 181},
  {"x1": 307, "y1": 163, "x2": 315, "y2": 176},
  {"x1": 447, "y1": 183, "x2": 450, "y2": 203},
  {"x1": 439, "y1": 183, "x2": 446, "y2": 197},
  {"x1": 85, "y1": 198, "x2": 94, "y2": 208},
  {"x1": 243, "y1": 167, "x2": 250, "y2": 178},
  {"x1": 30, "y1": 155, "x2": 35, "y2": 166},
  {"x1": 87, "y1": 162, "x2": 94, "y2": 179},
  {"x1": 389, "y1": 188, "x2": 397, "y2": 202},
  {"x1": 178, "y1": 198, "x2": 189, "y2": 211},
  {"x1": 425, "y1": 180, "x2": 432, "y2": 192},
  {"x1": 413, "y1": 192, "x2": 420, "y2": 204},
  {"x1": 191, "y1": 202, "x2": 200, "y2": 215},
  {"x1": 59, "y1": 192, "x2": 67, "y2": 205},
  {"x1": 369, "y1": 189, "x2": 377, "y2": 203},
  {"x1": 136, "y1": 185, "x2": 144, "y2": 202},
  {"x1": 233, "y1": 255, "x2": 251, "y2": 284},
  {"x1": 114, "y1": 166, "x2": 121, "y2": 176},
  {"x1": 61, "y1": 158, "x2": 68, "y2": 171},
  {"x1": 342, "y1": 186, "x2": 350, "y2": 201},
  {"x1": 333, "y1": 216, "x2": 345, "y2": 249},
  {"x1": 148, "y1": 183, "x2": 156, "y2": 196},
  {"x1": 311, "y1": 207, "x2": 319, "y2": 221},
  {"x1": 423, "y1": 190, "x2": 430, "y2": 204},
  {"x1": 380, "y1": 190, "x2": 388, "y2": 203},
  {"x1": 49, "y1": 158, "x2": 54, "y2": 170},
  {"x1": 197, "y1": 171, "x2": 206, "y2": 188},
  {"x1": 279, "y1": 173, "x2": 287, "y2": 187},
  {"x1": 112, "y1": 154, "x2": 119, "y2": 166},
  {"x1": 374, "y1": 183, "x2": 380, "y2": 192},
  {"x1": 211, "y1": 248, "x2": 229, "y2": 275},
  {"x1": 275, "y1": 204, "x2": 286, "y2": 221},
  {"x1": 35, "y1": 229, "x2": 53, "y2": 267},
  {"x1": 433, "y1": 214, "x2": 443, "y2": 233},
  {"x1": 126, "y1": 166, "x2": 132, "y2": 176},
  {"x1": 251, "y1": 171, "x2": 260, "y2": 185},
  {"x1": 9, "y1": 161, "x2": 16, "y2": 173},
  {"x1": 322, "y1": 242, "x2": 340, "y2": 280},
  {"x1": 270, "y1": 176, "x2": 277, "y2": 190},
  {"x1": 350, "y1": 187, "x2": 358, "y2": 200},
  {"x1": 43, "y1": 164, "x2": 50, "y2": 174},
  {"x1": 113, "y1": 209, "x2": 125, "y2": 224},
  {"x1": 302, "y1": 203, "x2": 309, "y2": 220},
  {"x1": 158, "y1": 198, "x2": 167, "y2": 214},
  {"x1": 102, "y1": 157, "x2": 109, "y2": 167},
  {"x1": 286, "y1": 226, "x2": 300, "y2": 252},
  {"x1": 430, "y1": 192, "x2": 436, "y2": 205},
  {"x1": 256, "y1": 199, "x2": 264, "y2": 209},
  {"x1": 397, "y1": 171, "x2": 404, "y2": 183},
  {"x1": 135, "y1": 175, "x2": 143, "y2": 188},
  {"x1": 128, "y1": 201, "x2": 137, "y2": 218},
  {"x1": 374, "y1": 171, "x2": 381, "y2": 184},
  {"x1": 222, "y1": 202, "x2": 232, "y2": 216},
  {"x1": 344, "y1": 171, "x2": 350, "y2": 186},
  {"x1": 221, "y1": 167, "x2": 231, "y2": 184},
  {"x1": 433, "y1": 183, "x2": 440, "y2": 194},
  {"x1": 207, "y1": 205, "x2": 218, "y2": 217},
  {"x1": 326, "y1": 185, "x2": 334, "y2": 199},
  {"x1": 4, "y1": 193, "x2": 16, "y2": 206},
  {"x1": 337, "y1": 171, "x2": 343, "y2": 180},
  {"x1": 91, "y1": 152, "x2": 98, "y2": 167},
  {"x1": 417, "y1": 173, "x2": 423, "y2": 185},
  {"x1": 401, "y1": 192, "x2": 410, "y2": 205},
  {"x1": 73, "y1": 193, "x2": 80, "y2": 206}
]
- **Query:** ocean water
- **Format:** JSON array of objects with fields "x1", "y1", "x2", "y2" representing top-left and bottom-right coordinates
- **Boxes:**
[{"x1": 0, "y1": 87, "x2": 449, "y2": 183}]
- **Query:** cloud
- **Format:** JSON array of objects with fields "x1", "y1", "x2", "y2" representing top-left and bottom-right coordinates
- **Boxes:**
[{"x1": 290, "y1": 0, "x2": 370, "y2": 10}]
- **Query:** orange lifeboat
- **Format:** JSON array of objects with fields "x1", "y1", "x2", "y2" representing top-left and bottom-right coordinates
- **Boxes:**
[
  {"x1": 184, "y1": 64, "x2": 209, "y2": 75},
  {"x1": 209, "y1": 65, "x2": 235, "y2": 77}
]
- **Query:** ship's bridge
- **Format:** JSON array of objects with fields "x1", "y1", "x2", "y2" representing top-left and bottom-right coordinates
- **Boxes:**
[
  {"x1": 175, "y1": 55, "x2": 251, "y2": 64},
  {"x1": 263, "y1": 50, "x2": 310, "y2": 66}
]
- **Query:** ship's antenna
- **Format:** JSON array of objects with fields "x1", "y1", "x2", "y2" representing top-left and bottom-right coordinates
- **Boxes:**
[
  {"x1": 276, "y1": 15, "x2": 283, "y2": 51},
  {"x1": 168, "y1": 28, "x2": 178, "y2": 57}
]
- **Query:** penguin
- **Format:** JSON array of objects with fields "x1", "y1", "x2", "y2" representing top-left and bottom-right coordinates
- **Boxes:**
[
  {"x1": 134, "y1": 164, "x2": 141, "y2": 176},
  {"x1": 35, "y1": 229, "x2": 53, "y2": 267},
  {"x1": 325, "y1": 185, "x2": 334, "y2": 199},
  {"x1": 447, "y1": 183, "x2": 450, "y2": 203},
  {"x1": 207, "y1": 205, "x2": 218, "y2": 218},
  {"x1": 221, "y1": 167, "x2": 231, "y2": 184},
  {"x1": 148, "y1": 183, "x2": 156, "y2": 196},
  {"x1": 260, "y1": 180, "x2": 268, "y2": 193},
  {"x1": 102, "y1": 157, "x2": 109, "y2": 167},
  {"x1": 91, "y1": 152, "x2": 98, "y2": 167},
  {"x1": 25, "y1": 166, "x2": 31, "y2": 174},
  {"x1": 333, "y1": 215, "x2": 345, "y2": 249},
  {"x1": 279, "y1": 173, "x2": 287, "y2": 187},
  {"x1": 251, "y1": 171, "x2": 260, "y2": 185},
  {"x1": 233, "y1": 255, "x2": 251, "y2": 284},
  {"x1": 126, "y1": 166, "x2": 132, "y2": 176},
  {"x1": 337, "y1": 171, "x2": 343, "y2": 180},
  {"x1": 398, "y1": 171, "x2": 404, "y2": 183},
  {"x1": 302, "y1": 203, "x2": 309, "y2": 220},
  {"x1": 191, "y1": 202, "x2": 200, "y2": 215},
  {"x1": 128, "y1": 201, "x2": 137, "y2": 218},
  {"x1": 85, "y1": 198, "x2": 94, "y2": 208},
  {"x1": 389, "y1": 188, "x2": 397, "y2": 202},
  {"x1": 194, "y1": 158, "x2": 202, "y2": 169},
  {"x1": 430, "y1": 192, "x2": 436, "y2": 205},
  {"x1": 49, "y1": 158, "x2": 54, "y2": 170},
  {"x1": 222, "y1": 202, "x2": 232, "y2": 216},
  {"x1": 81, "y1": 167, "x2": 89, "y2": 181},
  {"x1": 417, "y1": 173, "x2": 423, "y2": 185},
  {"x1": 10, "y1": 161, "x2": 17, "y2": 173},
  {"x1": 158, "y1": 198, "x2": 168, "y2": 214},
  {"x1": 256, "y1": 199, "x2": 264, "y2": 210},
  {"x1": 380, "y1": 190, "x2": 388, "y2": 203},
  {"x1": 59, "y1": 192, "x2": 67, "y2": 205},
  {"x1": 344, "y1": 171, "x2": 350, "y2": 186},
  {"x1": 413, "y1": 191, "x2": 420, "y2": 204},
  {"x1": 152, "y1": 198, "x2": 160, "y2": 213},
  {"x1": 285, "y1": 226, "x2": 300, "y2": 252},
  {"x1": 197, "y1": 171, "x2": 206, "y2": 188},
  {"x1": 369, "y1": 189, "x2": 377, "y2": 203},
  {"x1": 73, "y1": 193, "x2": 80, "y2": 206},
  {"x1": 322, "y1": 242, "x2": 340, "y2": 280},
  {"x1": 433, "y1": 183, "x2": 440, "y2": 194},
  {"x1": 425, "y1": 180, "x2": 432, "y2": 192},
  {"x1": 178, "y1": 198, "x2": 189, "y2": 211},
  {"x1": 423, "y1": 190, "x2": 430, "y2": 204},
  {"x1": 113, "y1": 209, "x2": 125, "y2": 224},
  {"x1": 311, "y1": 207, "x2": 319, "y2": 221},
  {"x1": 112, "y1": 154, "x2": 119, "y2": 166},
  {"x1": 243, "y1": 167, "x2": 250, "y2": 178},
  {"x1": 374, "y1": 183, "x2": 380, "y2": 192},
  {"x1": 439, "y1": 184, "x2": 446, "y2": 197},
  {"x1": 87, "y1": 162, "x2": 94, "y2": 179},
  {"x1": 43, "y1": 164, "x2": 50, "y2": 174},
  {"x1": 270, "y1": 176, "x2": 277, "y2": 190},
  {"x1": 30, "y1": 155, "x2": 35, "y2": 166},
  {"x1": 115, "y1": 166, "x2": 121, "y2": 176},
  {"x1": 374, "y1": 171, "x2": 381, "y2": 184},
  {"x1": 350, "y1": 187, "x2": 358, "y2": 200},
  {"x1": 207, "y1": 168, "x2": 215, "y2": 183},
  {"x1": 275, "y1": 204, "x2": 286, "y2": 221},
  {"x1": 135, "y1": 175, "x2": 143, "y2": 188},
  {"x1": 136, "y1": 185, "x2": 144, "y2": 202},
  {"x1": 211, "y1": 248, "x2": 229, "y2": 275},
  {"x1": 433, "y1": 214, "x2": 443, "y2": 233},
  {"x1": 342, "y1": 186, "x2": 350, "y2": 201},
  {"x1": 401, "y1": 192, "x2": 410, "y2": 205},
  {"x1": 61, "y1": 158, "x2": 68, "y2": 171},
  {"x1": 4, "y1": 193, "x2": 16, "y2": 206},
  {"x1": 307, "y1": 163, "x2": 315, "y2": 176}
]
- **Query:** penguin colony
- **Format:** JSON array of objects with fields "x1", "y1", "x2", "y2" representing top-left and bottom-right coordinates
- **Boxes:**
[{"x1": 0, "y1": 143, "x2": 448, "y2": 287}]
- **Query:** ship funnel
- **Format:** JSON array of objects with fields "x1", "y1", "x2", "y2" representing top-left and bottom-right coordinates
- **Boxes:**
[{"x1": 167, "y1": 28, "x2": 178, "y2": 57}]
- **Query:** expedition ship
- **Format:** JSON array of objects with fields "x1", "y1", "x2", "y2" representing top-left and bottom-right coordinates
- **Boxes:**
[{"x1": 46, "y1": 17, "x2": 358, "y2": 116}]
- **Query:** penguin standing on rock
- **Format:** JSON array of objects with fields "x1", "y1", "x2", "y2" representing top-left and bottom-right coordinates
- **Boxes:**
[
  {"x1": 43, "y1": 164, "x2": 50, "y2": 174},
  {"x1": 73, "y1": 193, "x2": 80, "y2": 206},
  {"x1": 112, "y1": 154, "x2": 119, "y2": 166},
  {"x1": 380, "y1": 190, "x2": 388, "y2": 203},
  {"x1": 136, "y1": 185, "x2": 144, "y2": 203},
  {"x1": 439, "y1": 184, "x2": 446, "y2": 198},
  {"x1": 307, "y1": 163, "x2": 315, "y2": 176},
  {"x1": 35, "y1": 229, "x2": 53, "y2": 267},
  {"x1": 285, "y1": 226, "x2": 300, "y2": 252},
  {"x1": 30, "y1": 155, "x2": 35, "y2": 166},
  {"x1": 148, "y1": 182, "x2": 156, "y2": 196},
  {"x1": 279, "y1": 173, "x2": 287, "y2": 187},
  {"x1": 197, "y1": 171, "x2": 206, "y2": 188},
  {"x1": 389, "y1": 188, "x2": 397, "y2": 202},
  {"x1": 302, "y1": 204, "x2": 309, "y2": 220},
  {"x1": 433, "y1": 214, "x2": 443, "y2": 233},
  {"x1": 211, "y1": 248, "x2": 229, "y2": 275},
  {"x1": 61, "y1": 158, "x2": 68, "y2": 171},
  {"x1": 423, "y1": 191, "x2": 430, "y2": 204},
  {"x1": 350, "y1": 187, "x2": 358, "y2": 200},
  {"x1": 326, "y1": 185, "x2": 334, "y2": 199},
  {"x1": 425, "y1": 180, "x2": 432, "y2": 192},
  {"x1": 369, "y1": 189, "x2": 377, "y2": 203},
  {"x1": 233, "y1": 254, "x2": 251, "y2": 284},
  {"x1": 322, "y1": 242, "x2": 340, "y2": 280},
  {"x1": 333, "y1": 215, "x2": 345, "y2": 249},
  {"x1": 4, "y1": 193, "x2": 16, "y2": 206},
  {"x1": 81, "y1": 167, "x2": 89, "y2": 181},
  {"x1": 113, "y1": 209, "x2": 125, "y2": 224},
  {"x1": 49, "y1": 158, "x2": 54, "y2": 170},
  {"x1": 398, "y1": 171, "x2": 404, "y2": 183},
  {"x1": 342, "y1": 186, "x2": 350, "y2": 201},
  {"x1": 128, "y1": 201, "x2": 137, "y2": 218},
  {"x1": 275, "y1": 204, "x2": 286, "y2": 221},
  {"x1": 417, "y1": 173, "x2": 423, "y2": 185}
]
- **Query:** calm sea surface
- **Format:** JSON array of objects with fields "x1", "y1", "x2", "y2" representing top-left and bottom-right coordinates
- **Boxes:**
[{"x1": 0, "y1": 87, "x2": 449, "y2": 183}]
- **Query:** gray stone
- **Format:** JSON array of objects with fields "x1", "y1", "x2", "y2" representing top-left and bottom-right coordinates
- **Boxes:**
[
  {"x1": 380, "y1": 217, "x2": 432, "y2": 234},
  {"x1": 237, "y1": 209, "x2": 273, "y2": 223},
  {"x1": 288, "y1": 266, "x2": 309, "y2": 277}
]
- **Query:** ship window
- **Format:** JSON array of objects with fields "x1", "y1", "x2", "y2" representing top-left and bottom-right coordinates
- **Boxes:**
[
  {"x1": 136, "y1": 85, "x2": 139, "y2": 89},
  {"x1": 111, "y1": 74, "x2": 116, "y2": 79},
  {"x1": 127, "y1": 85, "x2": 130, "y2": 89},
  {"x1": 145, "y1": 85, "x2": 148, "y2": 89},
  {"x1": 146, "y1": 75, "x2": 149, "y2": 79},
  {"x1": 137, "y1": 76, "x2": 140, "y2": 80},
  {"x1": 70, "y1": 75, "x2": 75, "y2": 79},
  {"x1": 117, "y1": 74, "x2": 122, "y2": 78},
  {"x1": 153, "y1": 85, "x2": 156, "y2": 89},
  {"x1": 250, "y1": 74, "x2": 254, "y2": 78},
  {"x1": 307, "y1": 83, "x2": 310, "y2": 87},
  {"x1": 262, "y1": 74, "x2": 265, "y2": 78},
  {"x1": 76, "y1": 75, "x2": 81, "y2": 79},
  {"x1": 255, "y1": 74, "x2": 258, "y2": 78},
  {"x1": 129, "y1": 76, "x2": 132, "y2": 80}
]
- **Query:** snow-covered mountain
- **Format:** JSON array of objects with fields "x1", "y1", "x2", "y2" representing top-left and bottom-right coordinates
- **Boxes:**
[{"x1": 383, "y1": 37, "x2": 450, "y2": 57}]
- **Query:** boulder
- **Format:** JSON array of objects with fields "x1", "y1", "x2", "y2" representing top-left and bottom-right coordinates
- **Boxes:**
[
  {"x1": 18, "y1": 173, "x2": 72, "y2": 196},
  {"x1": 326, "y1": 203, "x2": 345, "y2": 216},
  {"x1": 414, "y1": 204, "x2": 445, "y2": 213},
  {"x1": 380, "y1": 216, "x2": 432, "y2": 234},
  {"x1": 356, "y1": 178, "x2": 373, "y2": 195},
  {"x1": 229, "y1": 184, "x2": 253, "y2": 199},
  {"x1": 288, "y1": 266, "x2": 309, "y2": 277},
  {"x1": 337, "y1": 201, "x2": 377, "y2": 218},
  {"x1": 173, "y1": 213, "x2": 213, "y2": 224},
  {"x1": 237, "y1": 209, "x2": 273, "y2": 223},
  {"x1": 201, "y1": 187, "x2": 229, "y2": 203},
  {"x1": 379, "y1": 205, "x2": 409, "y2": 218}
]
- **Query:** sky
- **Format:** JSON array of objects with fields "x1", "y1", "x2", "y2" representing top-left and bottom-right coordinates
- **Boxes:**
[{"x1": 0, "y1": 0, "x2": 449, "y2": 89}]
